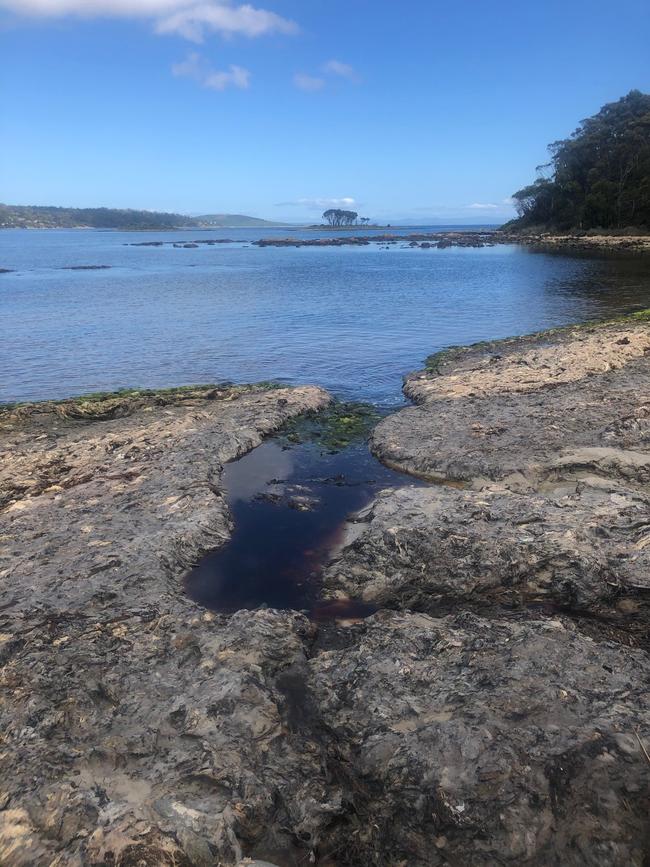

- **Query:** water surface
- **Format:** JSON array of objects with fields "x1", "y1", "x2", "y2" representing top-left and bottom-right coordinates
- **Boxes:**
[
  {"x1": 2, "y1": 227, "x2": 650, "y2": 404},
  {"x1": 184, "y1": 437, "x2": 425, "y2": 617}
]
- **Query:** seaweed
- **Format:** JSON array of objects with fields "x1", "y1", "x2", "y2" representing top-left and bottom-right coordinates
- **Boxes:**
[{"x1": 277, "y1": 401, "x2": 381, "y2": 452}]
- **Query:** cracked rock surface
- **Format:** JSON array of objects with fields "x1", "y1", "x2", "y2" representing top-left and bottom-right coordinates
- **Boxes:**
[
  {"x1": 324, "y1": 483, "x2": 650, "y2": 628},
  {"x1": 2, "y1": 317, "x2": 650, "y2": 866},
  {"x1": 310, "y1": 610, "x2": 650, "y2": 866}
]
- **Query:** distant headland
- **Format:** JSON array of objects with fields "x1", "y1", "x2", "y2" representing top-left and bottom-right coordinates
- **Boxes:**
[{"x1": 0, "y1": 204, "x2": 286, "y2": 230}]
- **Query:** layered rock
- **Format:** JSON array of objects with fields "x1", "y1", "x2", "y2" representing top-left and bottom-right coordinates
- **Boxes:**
[{"x1": 324, "y1": 483, "x2": 650, "y2": 623}]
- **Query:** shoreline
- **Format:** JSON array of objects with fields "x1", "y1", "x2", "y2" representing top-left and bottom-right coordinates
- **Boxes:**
[
  {"x1": 4, "y1": 227, "x2": 650, "y2": 261},
  {"x1": 2, "y1": 314, "x2": 650, "y2": 865},
  {"x1": 253, "y1": 229, "x2": 650, "y2": 252}
]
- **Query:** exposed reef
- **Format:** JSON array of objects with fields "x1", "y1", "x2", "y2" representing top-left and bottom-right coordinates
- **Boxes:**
[
  {"x1": 2, "y1": 317, "x2": 650, "y2": 865},
  {"x1": 253, "y1": 232, "x2": 494, "y2": 249},
  {"x1": 62, "y1": 265, "x2": 112, "y2": 270},
  {"x1": 252, "y1": 230, "x2": 650, "y2": 252},
  {"x1": 126, "y1": 239, "x2": 235, "y2": 247},
  {"x1": 122, "y1": 230, "x2": 650, "y2": 253}
]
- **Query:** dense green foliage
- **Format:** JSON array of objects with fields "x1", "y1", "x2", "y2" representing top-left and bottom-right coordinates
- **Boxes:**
[{"x1": 507, "y1": 90, "x2": 650, "y2": 231}]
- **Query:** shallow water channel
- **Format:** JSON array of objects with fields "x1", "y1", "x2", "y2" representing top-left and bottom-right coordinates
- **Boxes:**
[{"x1": 184, "y1": 435, "x2": 426, "y2": 619}]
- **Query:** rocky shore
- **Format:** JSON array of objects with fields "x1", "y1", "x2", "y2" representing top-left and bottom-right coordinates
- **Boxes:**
[
  {"x1": 252, "y1": 231, "x2": 650, "y2": 253},
  {"x1": 2, "y1": 319, "x2": 650, "y2": 866},
  {"x1": 498, "y1": 231, "x2": 650, "y2": 253}
]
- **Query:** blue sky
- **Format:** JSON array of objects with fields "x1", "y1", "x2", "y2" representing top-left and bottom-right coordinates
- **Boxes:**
[{"x1": 1, "y1": 0, "x2": 649, "y2": 223}]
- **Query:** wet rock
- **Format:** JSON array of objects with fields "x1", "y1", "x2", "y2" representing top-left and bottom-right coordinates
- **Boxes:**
[
  {"x1": 3, "y1": 314, "x2": 650, "y2": 865},
  {"x1": 287, "y1": 494, "x2": 320, "y2": 511},
  {"x1": 253, "y1": 232, "x2": 496, "y2": 249},
  {"x1": 63, "y1": 264, "x2": 112, "y2": 270},
  {"x1": 498, "y1": 230, "x2": 650, "y2": 252}
]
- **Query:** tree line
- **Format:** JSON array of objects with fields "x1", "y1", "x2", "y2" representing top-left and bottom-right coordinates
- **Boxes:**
[
  {"x1": 507, "y1": 90, "x2": 650, "y2": 231},
  {"x1": 0, "y1": 205, "x2": 196, "y2": 230}
]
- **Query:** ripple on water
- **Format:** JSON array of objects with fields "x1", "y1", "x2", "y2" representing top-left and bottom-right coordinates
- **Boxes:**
[{"x1": 3, "y1": 229, "x2": 650, "y2": 403}]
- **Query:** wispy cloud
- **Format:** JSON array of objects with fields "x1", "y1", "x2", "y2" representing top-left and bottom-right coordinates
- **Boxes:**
[
  {"x1": 293, "y1": 72, "x2": 325, "y2": 92},
  {"x1": 467, "y1": 202, "x2": 500, "y2": 210},
  {"x1": 294, "y1": 59, "x2": 360, "y2": 91},
  {"x1": 173, "y1": 51, "x2": 250, "y2": 90},
  {"x1": 323, "y1": 59, "x2": 360, "y2": 82},
  {"x1": 276, "y1": 197, "x2": 358, "y2": 209},
  {"x1": 0, "y1": 0, "x2": 298, "y2": 42}
]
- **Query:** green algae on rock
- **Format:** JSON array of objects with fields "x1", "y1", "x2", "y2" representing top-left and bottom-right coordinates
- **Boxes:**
[{"x1": 277, "y1": 401, "x2": 381, "y2": 452}]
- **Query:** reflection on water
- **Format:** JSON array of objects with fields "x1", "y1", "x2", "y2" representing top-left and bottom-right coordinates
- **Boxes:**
[
  {"x1": 2, "y1": 228, "x2": 650, "y2": 404},
  {"x1": 184, "y1": 439, "x2": 425, "y2": 617}
]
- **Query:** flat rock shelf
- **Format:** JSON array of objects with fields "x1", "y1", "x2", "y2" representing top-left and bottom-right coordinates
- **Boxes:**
[{"x1": 1, "y1": 315, "x2": 650, "y2": 867}]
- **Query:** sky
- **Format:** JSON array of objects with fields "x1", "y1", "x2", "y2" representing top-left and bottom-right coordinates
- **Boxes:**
[{"x1": 1, "y1": 0, "x2": 649, "y2": 224}]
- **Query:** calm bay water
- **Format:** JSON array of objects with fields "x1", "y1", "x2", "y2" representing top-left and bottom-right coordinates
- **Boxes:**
[{"x1": 2, "y1": 227, "x2": 650, "y2": 404}]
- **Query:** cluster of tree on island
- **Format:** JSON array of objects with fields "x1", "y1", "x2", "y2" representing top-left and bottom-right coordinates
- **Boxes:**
[
  {"x1": 507, "y1": 90, "x2": 650, "y2": 231},
  {"x1": 321, "y1": 209, "x2": 372, "y2": 227}
]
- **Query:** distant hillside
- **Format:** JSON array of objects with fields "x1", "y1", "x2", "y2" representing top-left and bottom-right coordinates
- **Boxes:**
[
  {"x1": 0, "y1": 204, "x2": 284, "y2": 230},
  {"x1": 194, "y1": 213, "x2": 284, "y2": 228},
  {"x1": 0, "y1": 204, "x2": 196, "y2": 230}
]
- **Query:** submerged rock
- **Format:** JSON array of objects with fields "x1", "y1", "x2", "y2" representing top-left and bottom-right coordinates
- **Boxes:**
[{"x1": 63, "y1": 264, "x2": 112, "y2": 270}]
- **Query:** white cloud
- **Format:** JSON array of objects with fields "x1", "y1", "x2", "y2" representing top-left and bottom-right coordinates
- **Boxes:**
[
  {"x1": 205, "y1": 63, "x2": 249, "y2": 89},
  {"x1": 0, "y1": 0, "x2": 298, "y2": 41},
  {"x1": 173, "y1": 51, "x2": 250, "y2": 90},
  {"x1": 323, "y1": 59, "x2": 359, "y2": 82},
  {"x1": 276, "y1": 197, "x2": 358, "y2": 209},
  {"x1": 293, "y1": 72, "x2": 325, "y2": 92},
  {"x1": 467, "y1": 202, "x2": 500, "y2": 210}
]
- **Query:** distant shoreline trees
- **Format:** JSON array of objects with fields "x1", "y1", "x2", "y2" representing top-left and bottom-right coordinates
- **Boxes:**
[
  {"x1": 507, "y1": 90, "x2": 650, "y2": 231},
  {"x1": 322, "y1": 208, "x2": 359, "y2": 227},
  {"x1": 0, "y1": 204, "x2": 195, "y2": 230}
]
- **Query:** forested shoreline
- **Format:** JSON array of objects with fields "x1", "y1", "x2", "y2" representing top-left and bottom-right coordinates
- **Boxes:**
[
  {"x1": 0, "y1": 205, "x2": 280, "y2": 230},
  {"x1": 506, "y1": 90, "x2": 650, "y2": 232}
]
